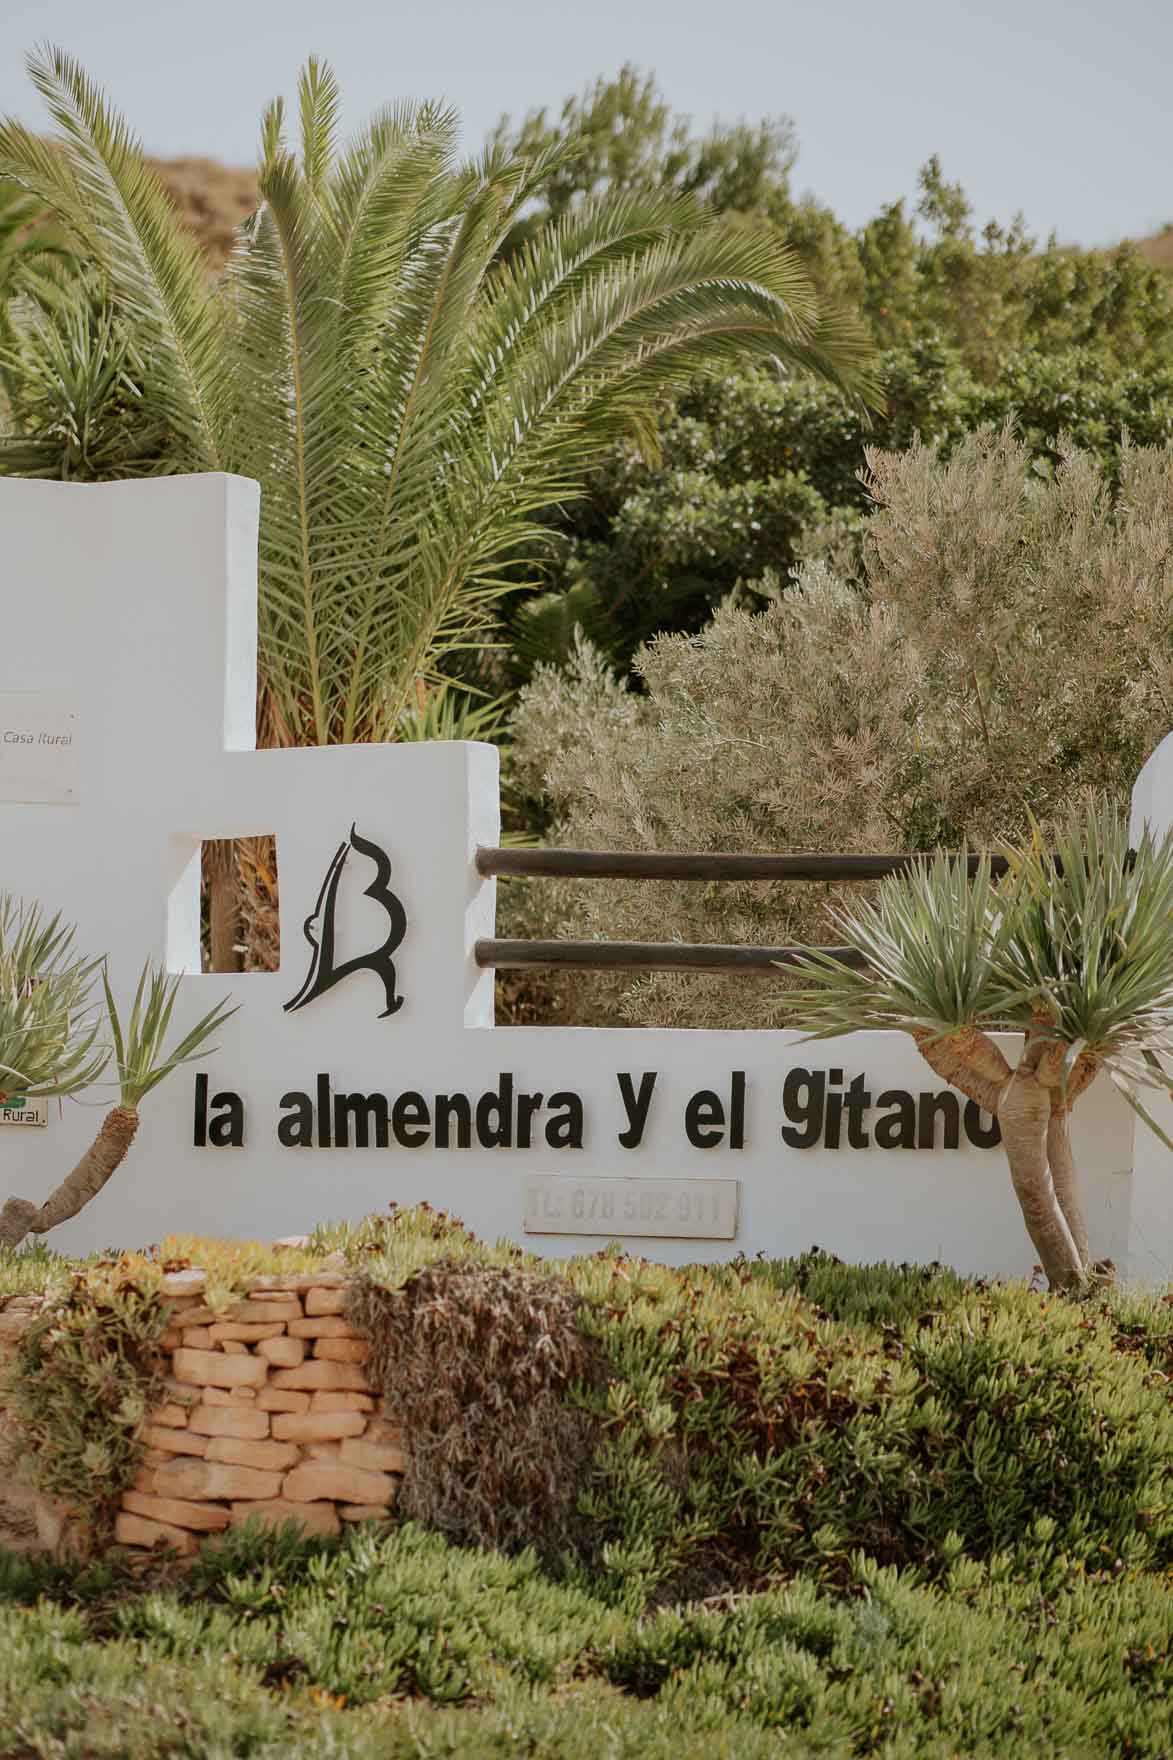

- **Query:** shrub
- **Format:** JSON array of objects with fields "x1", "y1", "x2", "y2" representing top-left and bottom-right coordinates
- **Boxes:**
[
  {"x1": 507, "y1": 425, "x2": 1173, "y2": 1027},
  {"x1": 351, "y1": 1259, "x2": 602, "y2": 1565},
  {"x1": 350, "y1": 1211, "x2": 1173, "y2": 1607}
]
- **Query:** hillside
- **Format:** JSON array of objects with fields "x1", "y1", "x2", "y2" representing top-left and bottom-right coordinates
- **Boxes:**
[
  {"x1": 145, "y1": 149, "x2": 1173, "y2": 272},
  {"x1": 148, "y1": 154, "x2": 258, "y2": 267}
]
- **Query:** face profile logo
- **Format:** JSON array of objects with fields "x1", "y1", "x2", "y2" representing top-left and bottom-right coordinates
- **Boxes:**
[{"x1": 284, "y1": 824, "x2": 407, "y2": 1019}]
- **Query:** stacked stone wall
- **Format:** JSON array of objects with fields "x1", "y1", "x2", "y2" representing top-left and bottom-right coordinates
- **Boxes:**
[{"x1": 0, "y1": 1271, "x2": 402, "y2": 1559}]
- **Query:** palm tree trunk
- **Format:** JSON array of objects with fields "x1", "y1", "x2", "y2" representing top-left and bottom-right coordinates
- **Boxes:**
[
  {"x1": 205, "y1": 839, "x2": 242, "y2": 973},
  {"x1": 0, "y1": 1106, "x2": 138, "y2": 1249},
  {"x1": 999, "y1": 1072, "x2": 1084, "y2": 1290},
  {"x1": 1046, "y1": 1103, "x2": 1089, "y2": 1267}
]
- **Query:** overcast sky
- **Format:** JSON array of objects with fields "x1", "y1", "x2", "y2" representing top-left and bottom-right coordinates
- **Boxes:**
[{"x1": 0, "y1": 0, "x2": 1167, "y2": 249}]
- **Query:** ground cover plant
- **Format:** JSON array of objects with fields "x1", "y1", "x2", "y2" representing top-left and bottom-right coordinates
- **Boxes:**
[{"x1": 1, "y1": 1208, "x2": 1170, "y2": 1755}]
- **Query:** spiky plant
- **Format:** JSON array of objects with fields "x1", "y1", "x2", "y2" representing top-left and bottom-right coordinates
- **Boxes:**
[
  {"x1": 0, "y1": 897, "x2": 233, "y2": 1248},
  {"x1": 787, "y1": 800, "x2": 1173, "y2": 1290}
]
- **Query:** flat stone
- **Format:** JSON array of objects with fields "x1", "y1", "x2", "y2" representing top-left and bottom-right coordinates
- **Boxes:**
[
  {"x1": 271, "y1": 1360, "x2": 374, "y2": 1393},
  {"x1": 257, "y1": 1387, "x2": 310, "y2": 1414},
  {"x1": 339, "y1": 1503, "x2": 394, "y2": 1522},
  {"x1": 313, "y1": 1338, "x2": 369, "y2": 1364},
  {"x1": 304, "y1": 1287, "x2": 349, "y2": 1317},
  {"x1": 271, "y1": 1411, "x2": 366, "y2": 1444},
  {"x1": 161, "y1": 1380, "x2": 200, "y2": 1408},
  {"x1": 129, "y1": 1467, "x2": 158, "y2": 1495},
  {"x1": 288, "y1": 1315, "x2": 355, "y2": 1339},
  {"x1": 256, "y1": 1335, "x2": 305, "y2": 1366},
  {"x1": 305, "y1": 1443, "x2": 343, "y2": 1461},
  {"x1": 164, "y1": 1304, "x2": 218, "y2": 1326},
  {"x1": 151, "y1": 1403, "x2": 190, "y2": 1429},
  {"x1": 225, "y1": 1299, "x2": 303, "y2": 1324},
  {"x1": 155, "y1": 1458, "x2": 283, "y2": 1502},
  {"x1": 115, "y1": 1510, "x2": 197, "y2": 1554},
  {"x1": 160, "y1": 1270, "x2": 207, "y2": 1297},
  {"x1": 229, "y1": 1386, "x2": 259, "y2": 1402},
  {"x1": 172, "y1": 1347, "x2": 267, "y2": 1390},
  {"x1": 209, "y1": 1322, "x2": 286, "y2": 1344},
  {"x1": 340, "y1": 1437, "x2": 406, "y2": 1475},
  {"x1": 245, "y1": 1273, "x2": 347, "y2": 1292},
  {"x1": 181, "y1": 1327, "x2": 214, "y2": 1349},
  {"x1": 141, "y1": 1425, "x2": 208, "y2": 1457},
  {"x1": 187, "y1": 1404, "x2": 269, "y2": 1440},
  {"x1": 309, "y1": 1391, "x2": 374, "y2": 1414},
  {"x1": 230, "y1": 1499, "x2": 340, "y2": 1537},
  {"x1": 205, "y1": 1436, "x2": 300, "y2": 1472},
  {"x1": 122, "y1": 1490, "x2": 231, "y2": 1533},
  {"x1": 158, "y1": 1329, "x2": 182, "y2": 1350},
  {"x1": 196, "y1": 1386, "x2": 235, "y2": 1407},
  {"x1": 282, "y1": 1461, "x2": 394, "y2": 1506}
]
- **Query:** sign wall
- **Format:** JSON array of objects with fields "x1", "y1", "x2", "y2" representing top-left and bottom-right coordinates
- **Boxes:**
[{"x1": 0, "y1": 476, "x2": 1152, "y2": 1275}]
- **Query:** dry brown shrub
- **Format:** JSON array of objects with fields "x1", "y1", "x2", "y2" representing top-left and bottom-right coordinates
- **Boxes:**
[{"x1": 350, "y1": 1261, "x2": 603, "y2": 1565}]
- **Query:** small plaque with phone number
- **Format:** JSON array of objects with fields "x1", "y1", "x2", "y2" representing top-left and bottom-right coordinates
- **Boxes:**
[{"x1": 522, "y1": 1173, "x2": 738, "y2": 1239}]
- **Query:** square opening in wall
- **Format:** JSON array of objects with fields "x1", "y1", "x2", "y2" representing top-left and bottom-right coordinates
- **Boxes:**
[{"x1": 200, "y1": 836, "x2": 280, "y2": 973}]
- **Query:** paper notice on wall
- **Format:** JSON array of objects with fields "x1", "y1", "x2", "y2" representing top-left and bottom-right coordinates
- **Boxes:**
[{"x1": 0, "y1": 693, "x2": 79, "y2": 804}]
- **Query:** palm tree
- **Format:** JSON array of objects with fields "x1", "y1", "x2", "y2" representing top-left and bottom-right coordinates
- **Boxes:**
[
  {"x1": 0, "y1": 50, "x2": 879, "y2": 966},
  {"x1": 0, "y1": 49, "x2": 877, "y2": 743},
  {"x1": 787, "y1": 801, "x2": 1173, "y2": 1290},
  {"x1": 0, "y1": 44, "x2": 877, "y2": 739}
]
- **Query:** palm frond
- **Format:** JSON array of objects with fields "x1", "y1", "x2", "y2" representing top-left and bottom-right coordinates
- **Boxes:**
[{"x1": 786, "y1": 851, "x2": 1008, "y2": 1038}]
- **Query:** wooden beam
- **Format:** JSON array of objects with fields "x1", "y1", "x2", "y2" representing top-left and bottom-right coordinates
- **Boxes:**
[
  {"x1": 475, "y1": 847, "x2": 1010, "y2": 883},
  {"x1": 475, "y1": 938, "x2": 867, "y2": 974}
]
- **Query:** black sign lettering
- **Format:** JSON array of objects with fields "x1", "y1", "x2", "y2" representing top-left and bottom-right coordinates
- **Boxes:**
[
  {"x1": 208, "y1": 1089, "x2": 245, "y2": 1148},
  {"x1": 617, "y1": 1072, "x2": 658, "y2": 1148},
  {"x1": 277, "y1": 1090, "x2": 314, "y2": 1147},
  {"x1": 475, "y1": 1074, "x2": 514, "y2": 1148},
  {"x1": 874, "y1": 1090, "x2": 917, "y2": 1149},
  {"x1": 392, "y1": 1091, "x2": 430, "y2": 1147},
  {"x1": 781, "y1": 1067, "x2": 825, "y2": 1147},
  {"x1": 685, "y1": 1088, "x2": 725, "y2": 1148},
  {"x1": 917, "y1": 1090, "x2": 960, "y2": 1150},
  {"x1": 334, "y1": 1091, "x2": 389, "y2": 1149},
  {"x1": 545, "y1": 1092, "x2": 584, "y2": 1149}
]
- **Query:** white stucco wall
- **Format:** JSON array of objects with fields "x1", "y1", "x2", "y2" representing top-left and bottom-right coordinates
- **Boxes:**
[{"x1": 0, "y1": 475, "x2": 1149, "y2": 1277}]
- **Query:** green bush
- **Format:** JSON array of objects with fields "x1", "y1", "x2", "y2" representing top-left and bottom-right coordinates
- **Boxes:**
[
  {"x1": 508, "y1": 343, "x2": 1173, "y2": 678},
  {"x1": 349, "y1": 1212, "x2": 1173, "y2": 1607},
  {"x1": 1, "y1": 1258, "x2": 168, "y2": 1536}
]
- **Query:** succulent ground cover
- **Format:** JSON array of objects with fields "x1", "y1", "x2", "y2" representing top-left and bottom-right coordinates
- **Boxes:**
[
  {"x1": 0, "y1": 1206, "x2": 1170, "y2": 1755},
  {"x1": 0, "y1": 1515, "x2": 1169, "y2": 1757}
]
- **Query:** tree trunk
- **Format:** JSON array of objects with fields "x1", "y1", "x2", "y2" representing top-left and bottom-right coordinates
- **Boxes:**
[
  {"x1": 205, "y1": 839, "x2": 242, "y2": 973},
  {"x1": 999, "y1": 1072, "x2": 1085, "y2": 1290},
  {"x1": 912, "y1": 1027, "x2": 1009, "y2": 1114},
  {"x1": 1046, "y1": 1103, "x2": 1090, "y2": 1267},
  {"x1": 0, "y1": 1106, "x2": 138, "y2": 1249}
]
